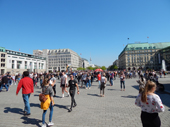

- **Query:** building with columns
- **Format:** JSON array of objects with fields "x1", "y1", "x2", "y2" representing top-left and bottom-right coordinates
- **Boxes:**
[
  {"x1": 6, "y1": 49, "x2": 46, "y2": 74},
  {"x1": 82, "y1": 58, "x2": 89, "y2": 68}
]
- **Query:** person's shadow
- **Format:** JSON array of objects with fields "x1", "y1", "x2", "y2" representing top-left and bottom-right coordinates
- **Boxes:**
[
  {"x1": 54, "y1": 104, "x2": 69, "y2": 110},
  {"x1": 87, "y1": 93, "x2": 100, "y2": 97},
  {"x1": 21, "y1": 116, "x2": 41, "y2": 127},
  {"x1": 4, "y1": 107, "x2": 24, "y2": 115}
]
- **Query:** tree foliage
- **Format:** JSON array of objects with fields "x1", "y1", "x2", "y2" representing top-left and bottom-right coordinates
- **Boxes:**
[{"x1": 107, "y1": 65, "x2": 118, "y2": 70}]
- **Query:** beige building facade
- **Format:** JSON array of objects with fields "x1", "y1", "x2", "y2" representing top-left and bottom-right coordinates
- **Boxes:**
[
  {"x1": 118, "y1": 42, "x2": 170, "y2": 71},
  {"x1": 0, "y1": 47, "x2": 7, "y2": 74},
  {"x1": 33, "y1": 49, "x2": 82, "y2": 72}
]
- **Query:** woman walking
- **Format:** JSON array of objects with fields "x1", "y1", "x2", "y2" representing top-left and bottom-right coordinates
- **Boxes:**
[
  {"x1": 135, "y1": 81, "x2": 165, "y2": 127},
  {"x1": 41, "y1": 78, "x2": 55, "y2": 127},
  {"x1": 100, "y1": 73, "x2": 107, "y2": 97},
  {"x1": 86, "y1": 73, "x2": 91, "y2": 89},
  {"x1": 120, "y1": 71, "x2": 125, "y2": 91}
]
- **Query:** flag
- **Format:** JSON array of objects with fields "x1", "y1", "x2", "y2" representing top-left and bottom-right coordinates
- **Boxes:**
[
  {"x1": 147, "y1": 36, "x2": 149, "y2": 38},
  {"x1": 19, "y1": 49, "x2": 20, "y2": 51},
  {"x1": 90, "y1": 57, "x2": 92, "y2": 61},
  {"x1": 80, "y1": 53, "x2": 82, "y2": 55}
]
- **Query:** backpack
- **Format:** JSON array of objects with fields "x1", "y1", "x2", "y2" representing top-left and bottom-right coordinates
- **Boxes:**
[{"x1": 39, "y1": 86, "x2": 49, "y2": 102}]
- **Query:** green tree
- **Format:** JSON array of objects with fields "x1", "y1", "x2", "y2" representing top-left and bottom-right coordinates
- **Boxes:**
[
  {"x1": 101, "y1": 66, "x2": 106, "y2": 71},
  {"x1": 113, "y1": 65, "x2": 118, "y2": 70},
  {"x1": 77, "y1": 67, "x2": 84, "y2": 70},
  {"x1": 86, "y1": 66, "x2": 94, "y2": 70}
]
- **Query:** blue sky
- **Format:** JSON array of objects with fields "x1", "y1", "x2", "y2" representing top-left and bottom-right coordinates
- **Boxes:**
[{"x1": 0, "y1": 0, "x2": 170, "y2": 67}]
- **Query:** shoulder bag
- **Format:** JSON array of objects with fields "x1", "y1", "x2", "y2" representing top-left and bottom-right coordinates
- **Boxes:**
[{"x1": 39, "y1": 86, "x2": 49, "y2": 102}]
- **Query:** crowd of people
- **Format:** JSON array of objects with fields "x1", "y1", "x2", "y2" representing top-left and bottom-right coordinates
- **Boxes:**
[{"x1": 0, "y1": 69, "x2": 167, "y2": 127}]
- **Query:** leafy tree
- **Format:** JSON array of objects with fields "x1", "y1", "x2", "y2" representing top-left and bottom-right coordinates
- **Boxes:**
[
  {"x1": 86, "y1": 66, "x2": 93, "y2": 70},
  {"x1": 113, "y1": 65, "x2": 118, "y2": 70},
  {"x1": 101, "y1": 66, "x2": 106, "y2": 71},
  {"x1": 77, "y1": 67, "x2": 84, "y2": 70}
]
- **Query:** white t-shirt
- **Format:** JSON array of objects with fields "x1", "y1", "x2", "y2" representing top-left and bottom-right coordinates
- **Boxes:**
[
  {"x1": 101, "y1": 76, "x2": 105, "y2": 83},
  {"x1": 12, "y1": 76, "x2": 15, "y2": 80},
  {"x1": 61, "y1": 74, "x2": 67, "y2": 84},
  {"x1": 135, "y1": 94, "x2": 165, "y2": 113}
]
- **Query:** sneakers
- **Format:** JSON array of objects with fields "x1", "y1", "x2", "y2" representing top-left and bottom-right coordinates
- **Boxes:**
[
  {"x1": 67, "y1": 92, "x2": 70, "y2": 97},
  {"x1": 85, "y1": 88, "x2": 88, "y2": 89},
  {"x1": 88, "y1": 87, "x2": 91, "y2": 89},
  {"x1": 24, "y1": 113, "x2": 31, "y2": 117},
  {"x1": 48, "y1": 122, "x2": 54, "y2": 126},
  {"x1": 68, "y1": 109, "x2": 72, "y2": 112},
  {"x1": 73, "y1": 104, "x2": 77, "y2": 108},
  {"x1": 41, "y1": 124, "x2": 46, "y2": 127},
  {"x1": 62, "y1": 94, "x2": 64, "y2": 98}
]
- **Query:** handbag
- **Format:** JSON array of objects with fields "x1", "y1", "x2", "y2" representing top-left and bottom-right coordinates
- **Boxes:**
[{"x1": 39, "y1": 86, "x2": 49, "y2": 102}]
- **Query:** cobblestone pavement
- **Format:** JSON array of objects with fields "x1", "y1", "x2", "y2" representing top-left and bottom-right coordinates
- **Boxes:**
[{"x1": 0, "y1": 77, "x2": 170, "y2": 127}]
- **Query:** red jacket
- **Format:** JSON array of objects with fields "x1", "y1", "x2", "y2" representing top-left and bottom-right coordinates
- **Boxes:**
[{"x1": 16, "y1": 77, "x2": 34, "y2": 94}]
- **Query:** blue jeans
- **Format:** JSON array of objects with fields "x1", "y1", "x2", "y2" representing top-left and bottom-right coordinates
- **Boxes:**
[
  {"x1": 110, "y1": 78, "x2": 113, "y2": 86},
  {"x1": 98, "y1": 80, "x2": 101, "y2": 88},
  {"x1": 22, "y1": 94, "x2": 31, "y2": 114},
  {"x1": 40, "y1": 79, "x2": 43, "y2": 87},
  {"x1": 86, "y1": 80, "x2": 91, "y2": 88},
  {"x1": 42, "y1": 102, "x2": 53, "y2": 124},
  {"x1": 120, "y1": 81, "x2": 125, "y2": 89},
  {"x1": 0, "y1": 84, "x2": 8, "y2": 91}
]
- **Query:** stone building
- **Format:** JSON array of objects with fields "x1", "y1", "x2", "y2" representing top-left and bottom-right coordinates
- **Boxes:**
[
  {"x1": 118, "y1": 42, "x2": 170, "y2": 70},
  {"x1": 33, "y1": 49, "x2": 82, "y2": 72},
  {"x1": 0, "y1": 47, "x2": 7, "y2": 74}
]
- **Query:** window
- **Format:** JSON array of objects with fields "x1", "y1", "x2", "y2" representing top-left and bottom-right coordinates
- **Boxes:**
[
  {"x1": 12, "y1": 60, "x2": 14, "y2": 69},
  {"x1": 1, "y1": 59, "x2": 5, "y2": 62},
  {"x1": 17, "y1": 61, "x2": 22, "y2": 69},
  {"x1": 25, "y1": 61, "x2": 27, "y2": 69},
  {"x1": 34, "y1": 62, "x2": 37, "y2": 69},
  {"x1": 1, "y1": 63, "x2": 5, "y2": 67},
  {"x1": 1, "y1": 54, "x2": 5, "y2": 57}
]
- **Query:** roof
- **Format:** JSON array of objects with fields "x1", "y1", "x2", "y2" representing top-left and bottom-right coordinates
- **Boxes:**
[
  {"x1": 82, "y1": 58, "x2": 88, "y2": 61},
  {"x1": 119, "y1": 42, "x2": 170, "y2": 57},
  {"x1": 0, "y1": 47, "x2": 6, "y2": 52}
]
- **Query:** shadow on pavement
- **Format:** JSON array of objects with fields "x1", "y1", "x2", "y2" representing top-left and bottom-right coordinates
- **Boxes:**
[
  {"x1": 87, "y1": 93, "x2": 100, "y2": 97},
  {"x1": 34, "y1": 94, "x2": 39, "y2": 97},
  {"x1": 21, "y1": 116, "x2": 41, "y2": 127},
  {"x1": 121, "y1": 95, "x2": 137, "y2": 98},
  {"x1": 54, "y1": 95, "x2": 61, "y2": 98},
  {"x1": 132, "y1": 85, "x2": 139, "y2": 91},
  {"x1": 54, "y1": 104, "x2": 69, "y2": 110},
  {"x1": 36, "y1": 91, "x2": 41, "y2": 93},
  {"x1": 107, "y1": 89, "x2": 120, "y2": 91},
  {"x1": 30, "y1": 103, "x2": 40, "y2": 108},
  {"x1": 4, "y1": 107, "x2": 23, "y2": 115}
]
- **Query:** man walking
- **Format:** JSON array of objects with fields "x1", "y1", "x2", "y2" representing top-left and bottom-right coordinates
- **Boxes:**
[
  {"x1": 51, "y1": 74, "x2": 56, "y2": 96},
  {"x1": 0, "y1": 74, "x2": 8, "y2": 92},
  {"x1": 97, "y1": 72, "x2": 101, "y2": 88},
  {"x1": 60, "y1": 70, "x2": 69, "y2": 98},
  {"x1": 16, "y1": 71, "x2": 34, "y2": 116},
  {"x1": 67, "y1": 74, "x2": 79, "y2": 112}
]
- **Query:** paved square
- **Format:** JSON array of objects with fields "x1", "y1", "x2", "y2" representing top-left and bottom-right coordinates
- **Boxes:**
[{"x1": 0, "y1": 77, "x2": 170, "y2": 127}]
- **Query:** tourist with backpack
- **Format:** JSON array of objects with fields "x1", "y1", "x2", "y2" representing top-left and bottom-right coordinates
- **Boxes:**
[{"x1": 41, "y1": 78, "x2": 55, "y2": 127}]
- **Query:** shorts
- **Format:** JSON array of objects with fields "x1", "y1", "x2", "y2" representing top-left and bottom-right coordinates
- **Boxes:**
[{"x1": 61, "y1": 84, "x2": 66, "y2": 88}]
